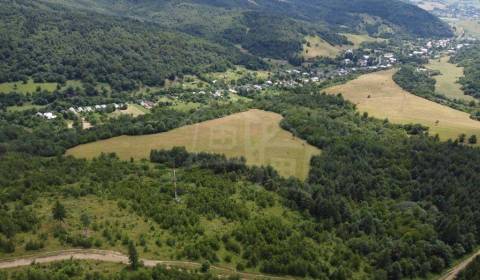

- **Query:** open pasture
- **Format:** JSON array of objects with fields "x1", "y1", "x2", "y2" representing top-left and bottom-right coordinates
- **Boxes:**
[
  {"x1": 302, "y1": 33, "x2": 382, "y2": 59},
  {"x1": 426, "y1": 56, "x2": 473, "y2": 102},
  {"x1": 325, "y1": 69, "x2": 480, "y2": 141},
  {"x1": 66, "y1": 109, "x2": 321, "y2": 179}
]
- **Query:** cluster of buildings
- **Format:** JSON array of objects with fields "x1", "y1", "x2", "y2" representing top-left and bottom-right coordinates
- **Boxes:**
[
  {"x1": 36, "y1": 112, "x2": 57, "y2": 120},
  {"x1": 67, "y1": 103, "x2": 124, "y2": 114},
  {"x1": 138, "y1": 100, "x2": 155, "y2": 109},
  {"x1": 409, "y1": 38, "x2": 473, "y2": 58}
]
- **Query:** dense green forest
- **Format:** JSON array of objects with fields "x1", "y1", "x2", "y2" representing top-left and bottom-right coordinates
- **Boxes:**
[
  {"x1": 38, "y1": 0, "x2": 453, "y2": 62},
  {"x1": 46, "y1": 0, "x2": 453, "y2": 38},
  {"x1": 452, "y1": 45, "x2": 480, "y2": 99},
  {"x1": 0, "y1": 0, "x2": 264, "y2": 91},
  {"x1": 3, "y1": 82, "x2": 480, "y2": 278}
]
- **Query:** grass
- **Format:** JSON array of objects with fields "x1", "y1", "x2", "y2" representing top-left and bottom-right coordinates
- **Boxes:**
[
  {"x1": 205, "y1": 66, "x2": 271, "y2": 84},
  {"x1": 110, "y1": 104, "x2": 149, "y2": 118},
  {"x1": 325, "y1": 69, "x2": 480, "y2": 141},
  {"x1": 0, "y1": 187, "x2": 310, "y2": 279},
  {"x1": 446, "y1": 19, "x2": 480, "y2": 39},
  {"x1": 6, "y1": 103, "x2": 45, "y2": 112},
  {"x1": 0, "y1": 80, "x2": 58, "y2": 94},
  {"x1": 0, "y1": 196, "x2": 164, "y2": 259},
  {"x1": 416, "y1": 1, "x2": 447, "y2": 11},
  {"x1": 66, "y1": 109, "x2": 321, "y2": 179},
  {"x1": 426, "y1": 56, "x2": 474, "y2": 102},
  {"x1": 302, "y1": 33, "x2": 382, "y2": 59}
]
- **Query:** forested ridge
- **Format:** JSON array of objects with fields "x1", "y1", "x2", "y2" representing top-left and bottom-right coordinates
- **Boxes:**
[
  {"x1": 41, "y1": 0, "x2": 453, "y2": 62},
  {"x1": 0, "y1": 0, "x2": 264, "y2": 91}
]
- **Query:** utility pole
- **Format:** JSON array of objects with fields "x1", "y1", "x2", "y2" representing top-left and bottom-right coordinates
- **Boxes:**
[{"x1": 173, "y1": 167, "x2": 179, "y2": 203}]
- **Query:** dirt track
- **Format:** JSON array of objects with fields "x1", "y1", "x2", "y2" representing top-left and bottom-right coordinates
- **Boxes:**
[
  {"x1": 0, "y1": 249, "x2": 292, "y2": 279},
  {"x1": 439, "y1": 249, "x2": 480, "y2": 280}
]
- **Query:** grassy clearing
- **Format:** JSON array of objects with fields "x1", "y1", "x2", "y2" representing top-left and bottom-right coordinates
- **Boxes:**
[
  {"x1": 0, "y1": 196, "x2": 166, "y2": 259},
  {"x1": 302, "y1": 34, "x2": 381, "y2": 59},
  {"x1": 325, "y1": 69, "x2": 480, "y2": 141},
  {"x1": 417, "y1": 1, "x2": 447, "y2": 11},
  {"x1": 110, "y1": 104, "x2": 148, "y2": 118},
  {"x1": 0, "y1": 80, "x2": 57, "y2": 94},
  {"x1": 205, "y1": 66, "x2": 271, "y2": 84},
  {"x1": 66, "y1": 109, "x2": 321, "y2": 179},
  {"x1": 426, "y1": 56, "x2": 474, "y2": 102},
  {"x1": 446, "y1": 19, "x2": 480, "y2": 39},
  {"x1": 6, "y1": 103, "x2": 45, "y2": 112},
  {"x1": 302, "y1": 35, "x2": 343, "y2": 59}
]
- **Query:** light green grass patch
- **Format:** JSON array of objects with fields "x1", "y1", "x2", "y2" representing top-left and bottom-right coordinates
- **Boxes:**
[
  {"x1": 0, "y1": 80, "x2": 58, "y2": 94},
  {"x1": 6, "y1": 103, "x2": 45, "y2": 112}
]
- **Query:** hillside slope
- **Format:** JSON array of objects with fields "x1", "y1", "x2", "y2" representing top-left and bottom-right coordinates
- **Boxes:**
[
  {"x1": 0, "y1": 0, "x2": 264, "y2": 91},
  {"x1": 44, "y1": 0, "x2": 453, "y2": 60}
]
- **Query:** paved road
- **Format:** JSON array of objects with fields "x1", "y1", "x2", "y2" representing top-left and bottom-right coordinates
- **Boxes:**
[
  {"x1": 439, "y1": 249, "x2": 480, "y2": 280},
  {"x1": 0, "y1": 249, "x2": 292, "y2": 280}
]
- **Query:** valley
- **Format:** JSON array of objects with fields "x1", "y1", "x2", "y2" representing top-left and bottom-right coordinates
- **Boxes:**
[{"x1": 2, "y1": 0, "x2": 480, "y2": 279}]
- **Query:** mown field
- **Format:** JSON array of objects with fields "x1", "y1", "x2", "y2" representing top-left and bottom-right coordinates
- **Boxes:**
[
  {"x1": 325, "y1": 69, "x2": 480, "y2": 140},
  {"x1": 66, "y1": 109, "x2": 321, "y2": 179},
  {"x1": 302, "y1": 33, "x2": 381, "y2": 59},
  {"x1": 426, "y1": 56, "x2": 474, "y2": 101}
]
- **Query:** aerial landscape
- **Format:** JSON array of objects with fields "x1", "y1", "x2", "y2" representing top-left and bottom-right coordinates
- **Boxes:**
[{"x1": 2, "y1": 0, "x2": 480, "y2": 279}]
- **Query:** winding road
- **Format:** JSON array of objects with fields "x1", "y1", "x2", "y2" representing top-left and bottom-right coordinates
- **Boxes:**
[{"x1": 0, "y1": 249, "x2": 292, "y2": 280}]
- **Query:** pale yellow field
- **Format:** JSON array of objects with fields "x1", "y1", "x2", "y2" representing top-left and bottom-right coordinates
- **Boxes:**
[
  {"x1": 302, "y1": 34, "x2": 381, "y2": 59},
  {"x1": 302, "y1": 35, "x2": 343, "y2": 59},
  {"x1": 447, "y1": 19, "x2": 480, "y2": 39},
  {"x1": 67, "y1": 109, "x2": 321, "y2": 180},
  {"x1": 426, "y1": 56, "x2": 473, "y2": 101},
  {"x1": 325, "y1": 69, "x2": 480, "y2": 140}
]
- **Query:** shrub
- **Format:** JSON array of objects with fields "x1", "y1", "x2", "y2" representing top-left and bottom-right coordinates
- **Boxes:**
[{"x1": 25, "y1": 240, "x2": 44, "y2": 251}]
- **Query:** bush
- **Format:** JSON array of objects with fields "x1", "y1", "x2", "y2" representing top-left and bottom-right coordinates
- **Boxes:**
[
  {"x1": 0, "y1": 238, "x2": 15, "y2": 253},
  {"x1": 25, "y1": 240, "x2": 44, "y2": 251}
]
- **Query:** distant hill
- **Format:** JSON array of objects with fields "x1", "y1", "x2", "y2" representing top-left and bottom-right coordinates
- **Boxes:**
[
  {"x1": 45, "y1": 0, "x2": 454, "y2": 59},
  {"x1": 0, "y1": 0, "x2": 265, "y2": 91},
  {"x1": 0, "y1": 0, "x2": 453, "y2": 89}
]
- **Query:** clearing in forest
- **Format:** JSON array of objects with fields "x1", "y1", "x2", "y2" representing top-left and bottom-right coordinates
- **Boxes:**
[
  {"x1": 302, "y1": 33, "x2": 381, "y2": 59},
  {"x1": 426, "y1": 56, "x2": 474, "y2": 102},
  {"x1": 66, "y1": 109, "x2": 321, "y2": 179},
  {"x1": 0, "y1": 80, "x2": 57, "y2": 94},
  {"x1": 447, "y1": 19, "x2": 480, "y2": 39},
  {"x1": 325, "y1": 69, "x2": 480, "y2": 140}
]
